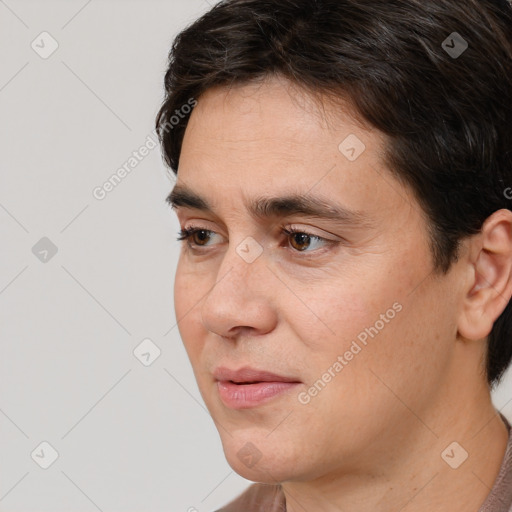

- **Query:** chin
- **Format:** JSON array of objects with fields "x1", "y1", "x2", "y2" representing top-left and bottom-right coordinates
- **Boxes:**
[
  {"x1": 225, "y1": 454, "x2": 291, "y2": 483},
  {"x1": 219, "y1": 435, "x2": 303, "y2": 483}
]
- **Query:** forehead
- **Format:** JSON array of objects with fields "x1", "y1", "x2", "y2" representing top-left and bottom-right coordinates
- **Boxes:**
[
  {"x1": 182, "y1": 76, "x2": 369, "y2": 156},
  {"x1": 176, "y1": 76, "x2": 417, "y2": 228}
]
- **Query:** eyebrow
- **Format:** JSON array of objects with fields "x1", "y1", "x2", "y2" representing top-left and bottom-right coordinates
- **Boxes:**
[{"x1": 167, "y1": 184, "x2": 373, "y2": 228}]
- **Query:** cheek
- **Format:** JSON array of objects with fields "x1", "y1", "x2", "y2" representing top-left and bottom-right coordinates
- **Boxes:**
[
  {"x1": 285, "y1": 251, "x2": 445, "y2": 387},
  {"x1": 174, "y1": 254, "x2": 213, "y2": 313},
  {"x1": 339, "y1": 276, "x2": 455, "y2": 417},
  {"x1": 173, "y1": 259, "x2": 209, "y2": 361},
  {"x1": 173, "y1": 259, "x2": 192, "y2": 320},
  {"x1": 281, "y1": 265, "x2": 393, "y2": 354}
]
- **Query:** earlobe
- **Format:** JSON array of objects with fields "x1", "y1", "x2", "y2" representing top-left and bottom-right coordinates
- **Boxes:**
[{"x1": 458, "y1": 209, "x2": 512, "y2": 342}]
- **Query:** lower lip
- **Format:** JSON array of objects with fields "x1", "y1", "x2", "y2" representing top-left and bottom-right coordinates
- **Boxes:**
[{"x1": 217, "y1": 380, "x2": 301, "y2": 409}]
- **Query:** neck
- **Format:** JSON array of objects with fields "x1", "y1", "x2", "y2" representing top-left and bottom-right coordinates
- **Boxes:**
[{"x1": 282, "y1": 368, "x2": 509, "y2": 512}]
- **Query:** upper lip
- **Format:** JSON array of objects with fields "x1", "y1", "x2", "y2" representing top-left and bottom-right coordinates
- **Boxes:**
[{"x1": 213, "y1": 366, "x2": 301, "y2": 383}]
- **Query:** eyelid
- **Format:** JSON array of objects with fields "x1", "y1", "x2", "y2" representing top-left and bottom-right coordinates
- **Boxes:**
[
  {"x1": 177, "y1": 223, "x2": 341, "y2": 254},
  {"x1": 178, "y1": 221, "x2": 340, "y2": 240}
]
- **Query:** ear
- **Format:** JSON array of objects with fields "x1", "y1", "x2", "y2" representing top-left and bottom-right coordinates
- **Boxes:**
[{"x1": 458, "y1": 209, "x2": 512, "y2": 341}]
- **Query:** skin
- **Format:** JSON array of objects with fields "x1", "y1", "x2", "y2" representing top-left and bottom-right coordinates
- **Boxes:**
[{"x1": 171, "y1": 75, "x2": 512, "y2": 512}]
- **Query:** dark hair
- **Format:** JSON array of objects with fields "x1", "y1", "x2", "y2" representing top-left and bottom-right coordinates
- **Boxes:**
[{"x1": 155, "y1": 0, "x2": 512, "y2": 388}]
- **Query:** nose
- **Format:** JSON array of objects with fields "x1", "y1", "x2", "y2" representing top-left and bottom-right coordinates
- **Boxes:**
[{"x1": 200, "y1": 243, "x2": 277, "y2": 339}]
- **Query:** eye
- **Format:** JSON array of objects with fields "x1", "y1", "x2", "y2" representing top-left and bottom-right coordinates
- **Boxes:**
[
  {"x1": 177, "y1": 226, "x2": 218, "y2": 247},
  {"x1": 282, "y1": 228, "x2": 333, "y2": 253},
  {"x1": 177, "y1": 226, "x2": 340, "y2": 253}
]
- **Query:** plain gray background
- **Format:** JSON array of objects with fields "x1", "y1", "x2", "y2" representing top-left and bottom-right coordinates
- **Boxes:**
[{"x1": 0, "y1": 1, "x2": 511, "y2": 511}]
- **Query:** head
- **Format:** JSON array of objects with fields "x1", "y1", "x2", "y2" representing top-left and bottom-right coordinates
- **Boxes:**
[{"x1": 156, "y1": 0, "x2": 512, "y2": 483}]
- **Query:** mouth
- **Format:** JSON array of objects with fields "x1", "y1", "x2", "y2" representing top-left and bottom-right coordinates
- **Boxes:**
[
  {"x1": 229, "y1": 380, "x2": 267, "y2": 385},
  {"x1": 213, "y1": 366, "x2": 302, "y2": 409},
  {"x1": 213, "y1": 365, "x2": 301, "y2": 384}
]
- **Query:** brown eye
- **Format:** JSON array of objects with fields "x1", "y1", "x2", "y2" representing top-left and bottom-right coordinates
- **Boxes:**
[
  {"x1": 283, "y1": 228, "x2": 332, "y2": 253},
  {"x1": 289, "y1": 232, "x2": 312, "y2": 252},
  {"x1": 177, "y1": 227, "x2": 217, "y2": 247},
  {"x1": 191, "y1": 230, "x2": 211, "y2": 246}
]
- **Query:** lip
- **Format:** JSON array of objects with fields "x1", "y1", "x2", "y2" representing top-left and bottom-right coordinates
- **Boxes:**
[
  {"x1": 214, "y1": 366, "x2": 301, "y2": 409},
  {"x1": 213, "y1": 366, "x2": 300, "y2": 384}
]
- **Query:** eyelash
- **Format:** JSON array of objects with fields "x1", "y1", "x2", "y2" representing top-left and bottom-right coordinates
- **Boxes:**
[{"x1": 176, "y1": 225, "x2": 337, "y2": 255}]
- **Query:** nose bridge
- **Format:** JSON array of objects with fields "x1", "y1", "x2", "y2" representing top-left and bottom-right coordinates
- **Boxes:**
[
  {"x1": 200, "y1": 237, "x2": 273, "y2": 336},
  {"x1": 210, "y1": 237, "x2": 266, "y2": 303}
]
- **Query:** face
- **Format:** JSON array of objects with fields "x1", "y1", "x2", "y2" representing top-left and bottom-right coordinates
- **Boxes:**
[{"x1": 171, "y1": 76, "x2": 463, "y2": 483}]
